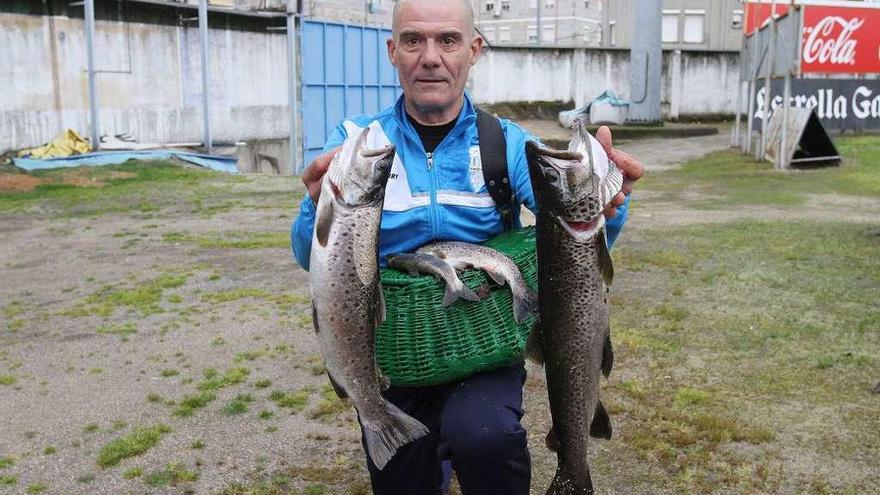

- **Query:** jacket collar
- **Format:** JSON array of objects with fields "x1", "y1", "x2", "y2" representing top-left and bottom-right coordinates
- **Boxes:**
[{"x1": 394, "y1": 91, "x2": 477, "y2": 152}]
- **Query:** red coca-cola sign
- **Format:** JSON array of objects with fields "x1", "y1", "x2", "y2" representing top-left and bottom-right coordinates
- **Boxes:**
[{"x1": 802, "y1": 5, "x2": 880, "y2": 74}]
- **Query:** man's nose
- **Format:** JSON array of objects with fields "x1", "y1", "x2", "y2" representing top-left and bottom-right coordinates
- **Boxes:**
[{"x1": 420, "y1": 39, "x2": 441, "y2": 67}]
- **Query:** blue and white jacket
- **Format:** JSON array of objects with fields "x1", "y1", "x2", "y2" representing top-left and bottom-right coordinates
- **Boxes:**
[{"x1": 291, "y1": 93, "x2": 629, "y2": 270}]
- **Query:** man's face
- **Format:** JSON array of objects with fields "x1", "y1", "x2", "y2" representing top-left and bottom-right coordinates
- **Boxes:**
[{"x1": 387, "y1": 0, "x2": 483, "y2": 123}]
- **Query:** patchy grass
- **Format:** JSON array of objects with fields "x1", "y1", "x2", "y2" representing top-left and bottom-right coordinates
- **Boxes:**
[
  {"x1": 26, "y1": 482, "x2": 47, "y2": 493},
  {"x1": 65, "y1": 272, "x2": 188, "y2": 318},
  {"x1": 269, "y1": 389, "x2": 311, "y2": 413},
  {"x1": 0, "y1": 475, "x2": 16, "y2": 485},
  {"x1": 223, "y1": 394, "x2": 254, "y2": 416},
  {"x1": 172, "y1": 392, "x2": 217, "y2": 418},
  {"x1": 144, "y1": 462, "x2": 199, "y2": 487},
  {"x1": 164, "y1": 231, "x2": 289, "y2": 249},
  {"x1": 122, "y1": 467, "x2": 142, "y2": 479},
  {"x1": 96, "y1": 424, "x2": 172, "y2": 468},
  {"x1": 0, "y1": 161, "x2": 241, "y2": 216},
  {"x1": 309, "y1": 384, "x2": 350, "y2": 422},
  {"x1": 0, "y1": 375, "x2": 16, "y2": 386},
  {"x1": 197, "y1": 366, "x2": 250, "y2": 392},
  {"x1": 645, "y1": 135, "x2": 880, "y2": 209}
]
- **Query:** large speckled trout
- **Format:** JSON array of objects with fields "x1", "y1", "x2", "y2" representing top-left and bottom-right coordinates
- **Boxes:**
[
  {"x1": 525, "y1": 121, "x2": 624, "y2": 495},
  {"x1": 309, "y1": 127, "x2": 428, "y2": 470}
]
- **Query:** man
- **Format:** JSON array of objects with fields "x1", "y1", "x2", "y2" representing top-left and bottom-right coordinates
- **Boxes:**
[{"x1": 291, "y1": 1, "x2": 644, "y2": 493}]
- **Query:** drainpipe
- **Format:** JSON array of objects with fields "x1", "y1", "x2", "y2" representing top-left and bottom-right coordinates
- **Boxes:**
[
  {"x1": 85, "y1": 0, "x2": 100, "y2": 150},
  {"x1": 199, "y1": 0, "x2": 212, "y2": 153},
  {"x1": 287, "y1": 0, "x2": 300, "y2": 174}
]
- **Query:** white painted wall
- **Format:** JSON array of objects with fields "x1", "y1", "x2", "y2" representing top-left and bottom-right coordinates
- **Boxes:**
[
  {"x1": 468, "y1": 46, "x2": 740, "y2": 117},
  {"x1": 0, "y1": 11, "x2": 290, "y2": 154},
  {"x1": 0, "y1": 9, "x2": 742, "y2": 157}
]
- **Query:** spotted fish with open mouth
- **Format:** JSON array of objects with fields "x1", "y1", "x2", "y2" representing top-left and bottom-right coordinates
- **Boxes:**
[{"x1": 525, "y1": 119, "x2": 624, "y2": 495}]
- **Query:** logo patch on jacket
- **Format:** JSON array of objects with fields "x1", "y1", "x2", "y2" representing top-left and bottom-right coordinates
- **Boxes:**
[{"x1": 468, "y1": 145, "x2": 484, "y2": 192}]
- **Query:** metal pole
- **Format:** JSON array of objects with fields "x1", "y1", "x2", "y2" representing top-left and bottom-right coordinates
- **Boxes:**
[
  {"x1": 287, "y1": 0, "x2": 300, "y2": 174},
  {"x1": 536, "y1": 0, "x2": 541, "y2": 46},
  {"x1": 199, "y1": 0, "x2": 212, "y2": 153},
  {"x1": 745, "y1": 80, "x2": 754, "y2": 153},
  {"x1": 758, "y1": 0, "x2": 776, "y2": 161},
  {"x1": 84, "y1": 0, "x2": 100, "y2": 151},
  {"x1": 779, "y1": 71, "x2": 791, "y2": 170},
  {"x1": 733, "y1": 80, "x2": 742, "y2": 149}
]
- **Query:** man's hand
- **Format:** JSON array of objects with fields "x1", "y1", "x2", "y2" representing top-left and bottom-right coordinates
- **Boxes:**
[
  {"x1": 302, "y1": 147, "x2": 341, "y2": 203},
  {"x1": 596, "y1": 126, "x2": 644, "y2": 219}
]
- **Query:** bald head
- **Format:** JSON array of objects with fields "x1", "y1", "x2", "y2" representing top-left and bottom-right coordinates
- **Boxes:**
[{"x1": 392, "y1": 0, "x2": 475, "y2": 38}]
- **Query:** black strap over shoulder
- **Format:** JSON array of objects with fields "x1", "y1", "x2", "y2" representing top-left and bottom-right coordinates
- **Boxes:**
[{"x1": 476, "y1": 107, "x2": 514, "y2": 231}]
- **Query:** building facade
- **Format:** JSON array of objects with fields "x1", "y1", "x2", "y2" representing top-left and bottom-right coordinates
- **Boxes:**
[{"x1": 473, "y1": 0, "x2": 744, "y2": 51}]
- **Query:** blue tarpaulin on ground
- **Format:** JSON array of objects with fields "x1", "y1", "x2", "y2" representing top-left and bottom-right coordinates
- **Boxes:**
[{"x1": 13, "y1": 150, "x2": 239, "y2": 174}]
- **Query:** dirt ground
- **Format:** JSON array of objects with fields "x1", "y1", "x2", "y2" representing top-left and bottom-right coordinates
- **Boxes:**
[{"x1": 0, "y1": 124, "x2": 877, "y2": 495}]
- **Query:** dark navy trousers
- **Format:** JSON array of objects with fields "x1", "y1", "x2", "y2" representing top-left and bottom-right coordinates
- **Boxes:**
[{"x1": 359, "y1": 362, "x2": 531, "y2": 495}]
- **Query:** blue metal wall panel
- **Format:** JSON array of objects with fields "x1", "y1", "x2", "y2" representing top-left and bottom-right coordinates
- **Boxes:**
[{"x1": 301, "y1": 20, "x2": 401, "y2": 166}]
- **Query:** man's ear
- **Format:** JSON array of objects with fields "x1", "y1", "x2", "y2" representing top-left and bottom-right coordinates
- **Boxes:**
[
  {"x1": 469, "y1": 34, "x2": 484, "y2": 66},
  {"x1": 386, "y1": 37, "x2": 397, "y2": 67}
]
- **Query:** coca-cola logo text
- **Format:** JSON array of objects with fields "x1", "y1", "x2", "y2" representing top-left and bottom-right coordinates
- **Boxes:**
[{"x1": 803, "y1": 16, "x2": 864, "y2": 65}]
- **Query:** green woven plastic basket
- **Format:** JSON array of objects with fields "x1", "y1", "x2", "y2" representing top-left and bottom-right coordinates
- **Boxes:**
[{"x1": 376, "y1": 227, "x2": 537, "y2": 387}]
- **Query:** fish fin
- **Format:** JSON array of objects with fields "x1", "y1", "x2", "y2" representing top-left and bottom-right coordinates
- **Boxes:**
[
  {"x1": 442, "y1": 281, "x2": 480, "y2": 307},
  {"x1": 600, "y1": 162, "x2": 625, "y2": 206},
  {"x1": 376, "y1": 284, "x2": 387, "y2": 325},
  {"x1": 512, "y1": 287, "x2": 538, "y2": 324},
  {"x1": 362, "y1": 400, "x2": 430, "y2": 470},
  {"x1": 326, "y1": 371, "x2": 349, "y2": 399},
  {"x1": 484, "y1": 268, "x2": 507, "y2": 286},
  {"x1": 546, "y1": 466, "x2": 593, "y2": 495},
  {"x1": 598, "y1": 228, "x2": 614, "y2": 287},
  {"x1": 602, "y1": 333, "x2": 614, "y2": 378},
  {"x1": 450, "y1": 260, "x2": 471, "y2": 270},
  {"x1": 314, "y1": 195, "x2": 334, "y2": 248},
  {"x1": 311, "y1": 302, "x2": 320, "y2": 335},
  {"x1": 873, "y1": 381, "x2": 880, "y2": 394},
  {"x1": 545, "y1": 427, "x2": 560, "y2": 452},
  {"x1": 525, "y1": 321, "x2": 544, "y2": 365},
  {"x1": 590, "y1": 400, "x2": 613, "y2": 440}
]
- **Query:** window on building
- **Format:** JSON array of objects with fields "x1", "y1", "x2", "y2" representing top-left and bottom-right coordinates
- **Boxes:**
[
  {"x1": 499, "y1": 26, "x2": 511, "y2": 42},
  {"x1": 731, "y1": 10, "x2": 744, "y2": 30},
  {"x1": 530, "y1": 0, "x2": 537, "y2": 9},
  {"x1": 527, "y1": 25, "x2": 538, "y2": 42},
  {"x1": 584, "y1": 1, "x2": 590, "y2": 8},
  {"x1": 486, "y1": 1, "x2": 495, "y2": 12},
  {"x1": 545, "y1": 0, "x2": 555, "y2": 8},
  {"x1": 483, "y1": 27, "x2": 496, "y2": 43},
  {"x1": 662, "y1": 10, "x2": 680, "y2": 43},
  {"x1": 501, "y1": 1, "x2": 510, "y2": 11},
  {"x1": 582, "y1": 25, "x2": 591, "y2": 43},
  {"x1": 542, "y1": 25, "x2": 555, "y2": 42},
  {"x1": 683, "y1": 10, "x2": 705, "y2": 43},
  {"x1": 609, "y1": 20, "x2": 616, "y2": 46}
]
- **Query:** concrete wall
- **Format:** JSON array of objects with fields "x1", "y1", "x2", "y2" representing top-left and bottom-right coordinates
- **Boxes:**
[
  {"x1": 0, "y1": 1, "x2": 291, "y2": 157},
  {"x1": 468, "y1": 46, "x2": 740, "y2": 117}
]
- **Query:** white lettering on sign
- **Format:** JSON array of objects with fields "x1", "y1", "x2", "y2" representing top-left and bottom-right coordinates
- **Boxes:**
[
  {"x1": 853, "y1": 86, "x2": 880, "y2": 119},
  {"x1": 803, "y1": 16, "x2": 864, "y2": 65}
]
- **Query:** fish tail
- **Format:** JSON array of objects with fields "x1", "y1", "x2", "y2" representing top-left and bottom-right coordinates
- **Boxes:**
[
  {"x1": 363, "y1": 400, "x2": 430, "y2": 470},
  {"x1": 513, "y1": 287, "x2": 539, "y2": 324},
  {"x1": 442, "y1": 281, "x2": 480, "y2": 307},
  {"x1": 545, "y1": 466, "x2": 594, "y2": 495}
]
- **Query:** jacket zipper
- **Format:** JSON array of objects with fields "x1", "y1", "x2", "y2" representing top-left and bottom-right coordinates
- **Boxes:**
[{"x1": 426, "y1": 151, "x2": 438, "y2": 236}]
